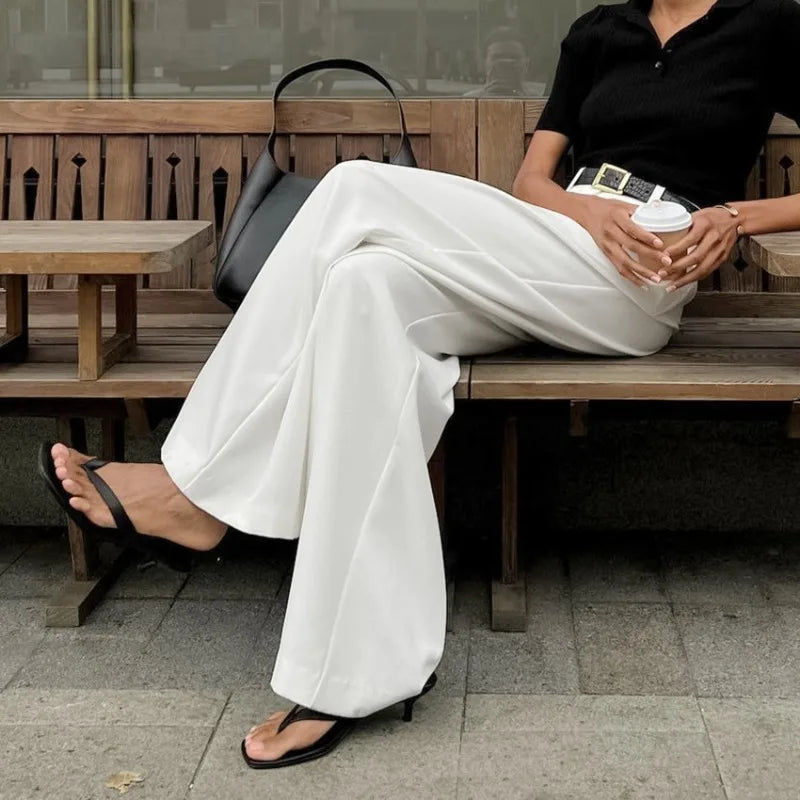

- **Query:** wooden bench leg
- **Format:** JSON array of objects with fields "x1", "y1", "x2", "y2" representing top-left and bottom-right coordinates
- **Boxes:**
[
  {"x1": 77, "y1": 275, "x2": 137, "y2": 381},
  {"x1": 46, "y1": 415, "x2": 129, "y2": 627},
  {"x1": 491, "y1": 413, "x2": 527, "y2": 632},
  {"x1": 0, "y1": 275, "x2": 29, "y2": 362},
  {"x1": 428, "y1": 436, "x2": 455, "y2": 633},
  {"x1": 788, "y1": 401, "x2": 800, "y2": 439}
]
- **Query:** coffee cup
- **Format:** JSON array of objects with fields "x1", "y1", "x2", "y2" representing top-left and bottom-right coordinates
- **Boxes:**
[{"x1": 629, "y1": 200, "x2": 693, "y2": 282}]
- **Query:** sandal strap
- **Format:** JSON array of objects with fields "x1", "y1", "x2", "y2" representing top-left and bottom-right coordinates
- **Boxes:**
[
  {"x1": 277, "y1": 705, "x2": 343, "y2": 734},
  {"x1": 80, "y1": 460, "x2": 137, "y2": 538}
]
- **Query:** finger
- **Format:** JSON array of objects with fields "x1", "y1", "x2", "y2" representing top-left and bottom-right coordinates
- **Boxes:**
[
  {"x1": 606, "y1": 244, "x2": 649, "y2": 287},
  {"x1": 666, "y1": 245, "x2": 726, "y2": 291},
  {"x1": 668, "y1": 234, "x2": 719, "y2": 272},
  {"x1": 613, "y1": 212, "x2": 665, "y2": 250},
  {"x1": 612, "y1": 229, "x2": 671, "y2": 271},
  {"x1": 663, "y1": 220, "x2": 709, "y2": 259},
  {"x1": 611, "y1": 243, "x2": 663, "y2": 283}
]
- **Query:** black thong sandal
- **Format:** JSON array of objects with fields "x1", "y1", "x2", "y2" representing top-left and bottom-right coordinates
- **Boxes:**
[
  {"x1": 37, "y1": 442, "x2": 192, "y2": 573},
  {"x1": 241, "y1": 672, "x2": 438, "y2": 770}
]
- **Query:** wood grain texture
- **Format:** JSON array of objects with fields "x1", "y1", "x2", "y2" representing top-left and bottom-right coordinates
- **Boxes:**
[
  {"x1": 340, "y1": 134, "x2": 384, "y2": 163},
  {"x1": 0, "y1": 221, "x2": 213, "y2": 273},
  {"x1": 430, "y1": 99, "x2": 476, "y2": 178},
  {"x1": 478, "y1": 100, "x2": 524, "y2": 192},
  {"x1": 294, "y1": 134, "x2": 337, "y2": 178},
  {"x1": 764, "y1": 135, "x2": 800, "y2": 289},
  {"x1": 150, "y1": 136, "x2": 196, "y2": 288},
  {"x1": 54, "y1": 135, "x2": 102, "y2": 289},
  {"x1": 9, "y1": 135, "x2": 54, "y2": 289},
  {"x1": 196, "y1": 135, "x2": 243, "y2": 288},
  {"x1": 746, "y1": 232, "x2": 800, "y2": 278},
  {"x1": 0, "y1": 100, "x2": 433, "y2": 135},
  {"x1": 77, "y1": 276, "x2": 102, "y2": 380},
  {"x1": 103, "y1": 136, "x2": 148, "y2": 220}
]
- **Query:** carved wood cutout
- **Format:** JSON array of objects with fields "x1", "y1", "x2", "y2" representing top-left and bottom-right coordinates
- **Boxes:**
[
  {"x1": 197, "y1": 135, "x2": 242, "y2": 288},
  {"x1": 54, "y1": 136, "x2": 101, "y2": 289},
  {"x1": 150, "y1": 136, "x2": 196, "y2": 289},
  {"x1": 9, "y1": 135, "x2": 54, "y2": 289}
]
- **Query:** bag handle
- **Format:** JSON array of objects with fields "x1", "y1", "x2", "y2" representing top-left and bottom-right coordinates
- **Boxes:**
[{"x1": 267, "y1": 58, "x2": 412, "y2": 161}]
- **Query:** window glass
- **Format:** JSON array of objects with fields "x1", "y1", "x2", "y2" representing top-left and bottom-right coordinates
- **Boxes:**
[{"x1": 130, "y1": 0, "x2": 573, "y2": 99}]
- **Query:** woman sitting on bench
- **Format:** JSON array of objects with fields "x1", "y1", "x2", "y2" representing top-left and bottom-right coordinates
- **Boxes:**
[{"x1": 41, "y1": 0, "x2": 800, "y2": 771}]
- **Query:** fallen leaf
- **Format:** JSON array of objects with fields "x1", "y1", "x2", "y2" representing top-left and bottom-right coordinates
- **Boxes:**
[{"x1": 105, "y1": 771, "x2": 145, "y2": 795}]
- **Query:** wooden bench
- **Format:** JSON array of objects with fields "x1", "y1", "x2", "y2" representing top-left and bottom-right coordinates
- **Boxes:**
[{"x1": 0, "y1": 98, "x2": 798, "y2": 629}]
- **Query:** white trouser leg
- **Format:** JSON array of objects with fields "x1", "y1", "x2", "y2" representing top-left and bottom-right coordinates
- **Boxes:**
[{"x1": 162, "y1": 159, "x2": 696, "y2": 716}]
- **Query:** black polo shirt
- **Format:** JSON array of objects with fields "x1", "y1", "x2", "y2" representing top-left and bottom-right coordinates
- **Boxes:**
[{"x1": 537, "y1": 0, "x2": 800, "y2": 207}]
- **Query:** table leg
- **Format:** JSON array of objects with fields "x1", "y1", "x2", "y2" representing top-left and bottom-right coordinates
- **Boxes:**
[
  {"x1": 77, "y1": 275, "x2": 137, "y2": 381},
  {"x1": 0, "y1": 275, "x2": 29, "y2": 362},
  {"x1": 46, "y1": 414, "x2": 130, "y2": 627},
  {"x1": 77, "y1": 275, "x2": 103, "y2": 380}
]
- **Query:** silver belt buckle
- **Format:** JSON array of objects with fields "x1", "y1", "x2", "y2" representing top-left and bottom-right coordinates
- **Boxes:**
[{"x1": 591, "y1": 163, "x2": 632, "y2": 195}]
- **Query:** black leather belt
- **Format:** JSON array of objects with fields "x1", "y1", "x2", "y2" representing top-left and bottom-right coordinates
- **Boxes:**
[{"x1": 572, "y1": 164, "x2": 700, "y2": 214}]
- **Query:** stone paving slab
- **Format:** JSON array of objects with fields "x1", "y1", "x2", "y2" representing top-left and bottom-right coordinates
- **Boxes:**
[
  {"x1": 0, "y1": 528, "x2": 40, "y2": 574},
  {"x1": 178, "y1": 552, "x2": 287, "y2": 601},
  {"x1": 0, "y1": 599, "x2": 46, "y2": 690},
  {"x1": 0, "y1": 537, "x2": 72, "y2": 597},
  {"x1": 47, "y1": 598, "x2": 172, "y2": 642},
  {"x1": 128, "y1": 599, "x2": 272, "y2": 690},
  {"x1": 0, "y1": 724, "x2": 210, "y2": 800},
  {"x1": 573, "y1": 602, "x2": 693, "y2": 695},
  {"x1": 0, "y1": 688, "x2": 227, "y2": 727},
  {"x1": 458, "y1": 694, "x2": 725, "y2": 800},
  {"x1": 701, "y1": 697, "x2": 800, "y2": 800},
  {"x1": 660, "y1": 538, "x2": 773, "y2": 605},
  {"x1": 675, "y1": 604, "x2": 800, "y2": 697},
  {"x1": 567, "y1": 539, "x2": 665, "y2": 603},
  {"x1": 9, "y1": 635, "x2": 146, "y2": 690},
  {"x1": 106, "y1": 561, "x2": 188, "y2": 599},
  {"x1": 468, "y1": 601, "x2": 579, "y2": 694},
  {"x1": 190, "y1": 688, "x2": 462, "y2": 800}
]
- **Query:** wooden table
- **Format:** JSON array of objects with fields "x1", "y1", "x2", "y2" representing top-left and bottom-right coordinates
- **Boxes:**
[
  {"x1": 747, "y1": 233, "x2": 800, "y2": 277},
  {"x1": 0, "y1": 221, "x2": 213, "y2": 379}
]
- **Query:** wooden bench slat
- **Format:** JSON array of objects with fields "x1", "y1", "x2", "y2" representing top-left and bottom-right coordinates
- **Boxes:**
[
  {"x1": 0, "y1": 360, "x2": 470, "y2": 400},
  {"x1": 471, "y1": 362, "x2": 800, "y2": 401}
]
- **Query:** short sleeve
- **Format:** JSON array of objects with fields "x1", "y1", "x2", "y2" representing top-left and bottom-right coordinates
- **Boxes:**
[
  {"x1": 536, "y1": 10, "x2": 601, "y2": 141},
  {"x1": 772, "y1": 0, "x2": 800, "y2": 124}
]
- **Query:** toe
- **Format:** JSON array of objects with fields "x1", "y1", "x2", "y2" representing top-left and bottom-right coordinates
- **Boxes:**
[
  {"x1": 51, "y1": 443, "x2": 69, "y2": 462},
  {"x1": 62, "y1": 478, "x2": 82, "y2": 496},
  {"x1": 69, "y1": 496, "x2": 91, "y2": 514}
]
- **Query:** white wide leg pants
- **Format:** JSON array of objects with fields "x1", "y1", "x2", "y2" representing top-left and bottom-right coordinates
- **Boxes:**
[{"x1": 162, "y1": 159, "x2": 695, "y2": 717}]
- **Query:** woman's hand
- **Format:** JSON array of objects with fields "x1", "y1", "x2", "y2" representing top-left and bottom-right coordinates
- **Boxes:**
[
  {"x1": 581, "y1": 197, "x2": 669, "y2": 287},
  {"x1": 659, "y1": 207, "x2": 741, "y2": 292}
]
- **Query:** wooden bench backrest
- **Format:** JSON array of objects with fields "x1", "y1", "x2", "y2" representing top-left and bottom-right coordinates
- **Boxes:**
[
  {"x1": 0, "y1": 100, "x2": 474, "y2": 299},
  {"x1": 0, "y1": 98, "x2": 797, "y2": 310}
]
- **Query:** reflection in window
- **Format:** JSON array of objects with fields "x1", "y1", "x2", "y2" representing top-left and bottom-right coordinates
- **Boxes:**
[
  {"x1": 21, "y1": 0, "x2": 46, "y2": 34},
  {"x1": 67, "y1": 0, "x2": 87, "y2": 34},
  {"x1": 258, "y1": 2, "x2": 281, "y2": 30},
  {"x1": 187, "y1": 0, "x2": 228, "y2": 30},
  {"x1": 2, "y1": 0, "x2": 595, "y2": 99}
]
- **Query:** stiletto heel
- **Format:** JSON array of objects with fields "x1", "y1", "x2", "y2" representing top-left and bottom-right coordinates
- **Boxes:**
[{"x1": 401, "y1": 672, "x2": 438, "y2": 722}]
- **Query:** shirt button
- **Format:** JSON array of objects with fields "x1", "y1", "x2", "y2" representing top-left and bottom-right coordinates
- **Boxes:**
[{"x1": 655, "y1": 60, "x2": 664, "y2": 69}]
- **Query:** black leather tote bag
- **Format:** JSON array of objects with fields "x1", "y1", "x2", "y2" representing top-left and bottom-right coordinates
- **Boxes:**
[{"x1": 213, "y1": 58, "x2": 417, "y2": 311}]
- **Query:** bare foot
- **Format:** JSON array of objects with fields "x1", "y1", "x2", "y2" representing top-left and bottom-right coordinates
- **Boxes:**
[
  {"x1": 244, "y1": 711, "x2": 336, "y2": 762},
  {"x1": 51, "y1": 443, "x2": 227, "y2": 551}
]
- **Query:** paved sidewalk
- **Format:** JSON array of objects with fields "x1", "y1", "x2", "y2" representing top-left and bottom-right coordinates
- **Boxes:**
[{"x1": 2, "y1": 527, "x2": 800, "y2": 799}]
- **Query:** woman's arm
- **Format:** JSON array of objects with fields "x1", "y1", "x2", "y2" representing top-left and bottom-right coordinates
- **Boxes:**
[
  {"x1": 512, "y1": 130, "x2": 668, "y2": 286},
  {"x1": 734, "y1": 194, "x2": 800, "y2": 236},
  {"x1": 659, "y1": 194, "x2": 800, "y2": 292}
]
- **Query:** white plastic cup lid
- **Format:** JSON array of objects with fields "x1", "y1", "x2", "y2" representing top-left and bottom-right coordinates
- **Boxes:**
[{"x1": 631, "y1": 200, "x2": 693, "y2": 233}]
